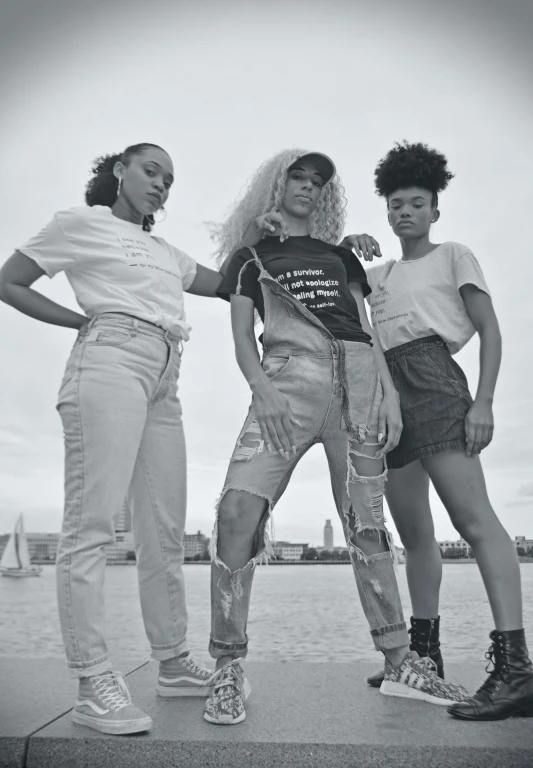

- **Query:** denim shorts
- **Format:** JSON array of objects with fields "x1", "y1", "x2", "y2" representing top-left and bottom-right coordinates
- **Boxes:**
[{"x1": 384, "y1": 336, "x2": 473, "y2": 469}]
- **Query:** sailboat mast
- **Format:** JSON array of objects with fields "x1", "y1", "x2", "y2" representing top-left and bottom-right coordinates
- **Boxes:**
[{"x1": 14, "y1": 516, "x2": 23, "y2": 569}]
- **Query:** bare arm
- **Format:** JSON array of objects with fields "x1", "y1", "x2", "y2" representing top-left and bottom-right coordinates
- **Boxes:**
[
  {"x1": 0, "y1": 252, "x2": 87, "y2": 330},
  {"x1": 350, "y1": 282, "x2": 402, "y2": 457},
  {"x1": 459, "y1": 283, "x2": 501, "y2": 455},
  {"x1": 230, "y1": 294, "x2": 298, "y2": 459},
  {"x1": 186, "y1": 263, "x2": 224, "y2": 297},
  {"x1": 218, "y1": 213, "x2": 292, "y2": 279}
]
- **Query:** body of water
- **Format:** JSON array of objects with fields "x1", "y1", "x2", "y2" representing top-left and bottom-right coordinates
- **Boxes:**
[{"x1": 1, "y1": 564, "x2": 532, "y2": 666}]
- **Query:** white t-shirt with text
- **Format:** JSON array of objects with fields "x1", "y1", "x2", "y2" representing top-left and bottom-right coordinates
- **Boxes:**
[
  {"x1": 17, "y1": 205, "x2": 198, "y2": 339},
  {"x1": 365, "y1": 242, "x2": 490, "y2": 354}
]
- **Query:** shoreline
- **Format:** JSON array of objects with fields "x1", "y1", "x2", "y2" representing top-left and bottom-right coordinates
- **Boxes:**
[{"x1": 28, "y1": 558, "x2": 533, "y2": 566}]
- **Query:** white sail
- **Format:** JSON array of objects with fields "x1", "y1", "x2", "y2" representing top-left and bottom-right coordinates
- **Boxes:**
[
  {"x1": 0, "y1": 522, "x2": 20, "y2": 568},
  {"x1": 0, "y1": 514, "x2": 42, "y2": 577},
  {"x1": 16, "y1": 515, "x2": 32, "y2": 568}
]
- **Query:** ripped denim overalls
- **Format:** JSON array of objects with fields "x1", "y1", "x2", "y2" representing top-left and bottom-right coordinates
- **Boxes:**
[{"x1": 209, "y1": 248, "x2": 409, "y2": 658}]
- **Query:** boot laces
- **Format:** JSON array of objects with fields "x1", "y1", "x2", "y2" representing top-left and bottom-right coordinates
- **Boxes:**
[
  {"x1": 92, "y1": 672, "x2": 131, "y2": 711},
  {"x1": 409, "y1": 620, "x2": 437, "y2": 656},
  {"x1": 479, "y1": 640, "x2": 511, "y2": 693}
]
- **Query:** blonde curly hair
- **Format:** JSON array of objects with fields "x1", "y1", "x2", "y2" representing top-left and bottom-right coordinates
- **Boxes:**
[{"x1": 211, "y1": 148, "x2": 347, "y2": 267}]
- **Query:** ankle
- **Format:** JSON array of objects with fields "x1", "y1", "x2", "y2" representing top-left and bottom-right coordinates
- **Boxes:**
[
  {"x1": 79, "y1": 669, "x2": 112, "y2": 685},
  {"x1": 384, "y1": 647, "x2": 410, "y2": 668},
  {"x1": 216, "y1": 655, "x2": 237, "y2": 671},
  {"x1": 160, "y1": 653, "x2": 189, "y2": 670}
]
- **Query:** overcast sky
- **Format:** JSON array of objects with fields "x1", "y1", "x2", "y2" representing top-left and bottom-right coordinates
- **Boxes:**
[{"x1": 0, "y1": 0, "x2": 532, "y2": 547}]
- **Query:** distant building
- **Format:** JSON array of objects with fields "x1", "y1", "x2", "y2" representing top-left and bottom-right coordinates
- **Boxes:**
[
  {"x1": 273, "y1": 542, "x2": 309, "y2": 560},
  {"x1": 324, "y1": 519, "x2": 334, "y2": 551},
  {"x1": 115, "y1": 500, "x2": 132, "y2": 532},
  {"x1": 26, "y1": 533, "x2": 60, "y2": 562},
  {"x1": 515, "y1": 536, "x2": 533, "y2": 552},
  {"x1": 438, "y1": 538, "x2": 471, "y2": 556},
  {"x1": 106, "y1": 531, "x2": 135, "y2": 562},
  {"x1": 8, "y1": 526, "x2": 135, "y2": 564},
  {"x1": 184, "y1": 531, "x2": 209, "y2": 559}
]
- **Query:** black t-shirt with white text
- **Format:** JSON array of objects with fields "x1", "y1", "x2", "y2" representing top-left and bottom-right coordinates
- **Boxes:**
[{"x1": 217, "y1": 236, "x2": 372, "y2": 344}]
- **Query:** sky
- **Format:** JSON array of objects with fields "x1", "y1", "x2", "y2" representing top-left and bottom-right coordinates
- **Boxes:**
[{"x1": 0, "y1": 0, "x2": 532, "y2": 547}]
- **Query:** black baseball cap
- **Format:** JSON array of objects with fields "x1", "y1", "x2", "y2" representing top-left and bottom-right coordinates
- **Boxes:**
[{"x1": 288, "y1": 152, "x2": 336, "y2": 185}]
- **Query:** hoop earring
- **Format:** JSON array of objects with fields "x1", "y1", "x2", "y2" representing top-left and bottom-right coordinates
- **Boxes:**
[
  {"x1": 153, "y1": 206, "x2": 167, "y2": 224},
  {"x1": 117, "y1": 178, "x2": 122, "y2": 196}
]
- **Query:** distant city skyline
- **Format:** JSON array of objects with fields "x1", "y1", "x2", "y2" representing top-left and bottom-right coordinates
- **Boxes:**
[{"x1": 3, "y1": 515, "x2": 532, "y2": 556}]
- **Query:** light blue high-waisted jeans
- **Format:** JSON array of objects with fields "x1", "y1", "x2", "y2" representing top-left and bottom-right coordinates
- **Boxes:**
[
  {"x1": 55, "y1": 312, "x2": 189, "y2": 677},
  {"x1": 210, "y1": 249, "x2": 409, "y2": 660}
]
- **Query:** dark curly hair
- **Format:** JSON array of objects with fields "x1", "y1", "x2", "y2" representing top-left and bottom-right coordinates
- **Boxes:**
[
  {"x1": 85, "y1": 143, "x2": 167, "y2": 232},
  {"x1": 374, "y1": 141, "x2": 454, "y2": 207}
]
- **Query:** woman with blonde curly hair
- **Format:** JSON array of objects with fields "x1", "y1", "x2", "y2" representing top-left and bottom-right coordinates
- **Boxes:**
[{"x1": 203, "y1": 149, "x2": 469, "y2": 726}]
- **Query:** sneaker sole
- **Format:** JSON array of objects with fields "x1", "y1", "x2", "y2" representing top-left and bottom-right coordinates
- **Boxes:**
[
  {"x1": 448, "y1": 705, "x2": 533, "y2": 721},
  {"x1": 72, "y1": 710, "x2": 153, "y2": 734},
  {"x1": 379, "y1": 680, "x2": 461, "y2": 707},
  {"x1": 156, "y1": 683, "x2": 214, "y2": 698},
  {"x1": 203, "y1": 679, "x2": 252, "y2": 726}
]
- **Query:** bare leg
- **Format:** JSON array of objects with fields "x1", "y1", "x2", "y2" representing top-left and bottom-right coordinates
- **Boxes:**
[
  {"x1": 386, "y1": 462, "x2": 442, "y2": 618},
  {"x1": 422, "y1": 451, "x2": 522, "y2": 630}
]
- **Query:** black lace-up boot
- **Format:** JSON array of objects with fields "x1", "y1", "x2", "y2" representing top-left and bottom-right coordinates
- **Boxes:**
[
  {"x1": 367, "y1": 616, "x2": 444, "y2": 688},
  {"x1": 448, "y1": 629, "x2": 533, "y2": 720}
]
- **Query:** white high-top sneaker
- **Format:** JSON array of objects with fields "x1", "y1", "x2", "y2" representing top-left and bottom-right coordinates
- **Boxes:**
[
  {"x1": 73, "y1": 670, "x2": 152, "y2": 734},
  {"x1": 157, "y1": 652, "x2": 214, "y2": 697}
]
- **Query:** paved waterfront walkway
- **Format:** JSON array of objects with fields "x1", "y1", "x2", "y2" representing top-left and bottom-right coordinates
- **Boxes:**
[{"x1": 1, "y1": 657, "x2": 532, "y2": 768}]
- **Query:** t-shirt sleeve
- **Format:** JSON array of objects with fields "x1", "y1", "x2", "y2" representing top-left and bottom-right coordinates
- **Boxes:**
[
  {"x1": 216, "y1": 248, "x2": 260, "y2": 303},
  {"x1": 454, "y1": 250, "x2": 491, "y2": 297},
  {"x1": 16, "y1": 213, "x2": 77, "y2": 278},
  {"x1": 169, "y1": 245, "x2": 197, "y2": 291},
  {"x1": 337, "y1": 247, "x2": 371, "y2": 297}
]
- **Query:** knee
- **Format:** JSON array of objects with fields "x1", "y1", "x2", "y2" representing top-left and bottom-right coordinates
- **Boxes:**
[
  {"x1": 453, "y1": 518, "x2": 484, "y2": 547},
  {"x1": 399, "y1": 523, "x2": 434, "y2": 552},
  {"x1": 351, "y1": 528, "x2": 389, "y2": 557},
  {"x1": 217, "y1": 492, "x2": 266, "y2": 542}
]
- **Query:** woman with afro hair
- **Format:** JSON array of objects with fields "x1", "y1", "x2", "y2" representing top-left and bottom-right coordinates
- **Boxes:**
[
  {"x1": 202, "y1": 149, "x2": 470, "y2": 726},
  {"x1": 344, "y1": 140, "x2": 533, "y2": 720},
  {"x1": 0, "y1": 143, "x2": 234, "y2": 734}
]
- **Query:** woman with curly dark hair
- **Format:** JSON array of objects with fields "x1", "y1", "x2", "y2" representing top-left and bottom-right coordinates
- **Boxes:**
[
  {"x1": 343, "y1": 141, "x2": 533, "y2": 720},
  {"x1": 0, "y1": 143, "x2": 226, "y2": 735}
]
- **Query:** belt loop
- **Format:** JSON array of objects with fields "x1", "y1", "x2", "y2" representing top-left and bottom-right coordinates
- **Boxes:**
[
  {"x1": 87, "y1": 315, "x2": 98, "y2": 329},
  {"x1": 133, "y1": 319, "x2": 139, "y2": 331}
]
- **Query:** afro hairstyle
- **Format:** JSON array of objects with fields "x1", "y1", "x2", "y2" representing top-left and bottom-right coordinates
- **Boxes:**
[{"x1": 374, "y1": 141, "x2": 454, "y2": 206}]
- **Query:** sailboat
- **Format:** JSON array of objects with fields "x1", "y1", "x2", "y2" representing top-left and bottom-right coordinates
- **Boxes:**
[{"x1": 0, "y1": 514, "x2": 42, "y2": 577}]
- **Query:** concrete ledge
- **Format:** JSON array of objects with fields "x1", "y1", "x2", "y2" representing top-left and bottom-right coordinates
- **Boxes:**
[
  {"x1": 0, "y1": 657, "x2": 147, "y2": 768},
  {"x1": 20, "y1": 661, "x2": 533, "y2": 768}
]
